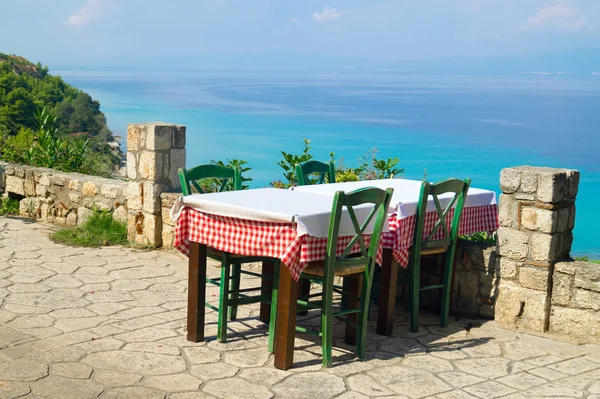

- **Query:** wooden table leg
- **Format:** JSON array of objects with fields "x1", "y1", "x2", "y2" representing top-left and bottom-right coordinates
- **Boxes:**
[
  {"x1": 187, "y1": 242, "x2": 207, "y2": 342},
  {"x1": 376, "y1": 248, "x2": 398, "y2": 336},
  {"x1": 344, "y1": 275, "x2": 362, "y2": 345},
  {"x1": 274, "y1": 263, "x2": 298, "y2": 370},
  {"x1": 260, "y1": 260, "x2": 275, "y2": 324}
]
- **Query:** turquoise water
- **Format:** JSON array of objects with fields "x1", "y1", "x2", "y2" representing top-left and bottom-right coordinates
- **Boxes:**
[{"x1": 57, "y1": 70, "x2": 600, "y2": 258}]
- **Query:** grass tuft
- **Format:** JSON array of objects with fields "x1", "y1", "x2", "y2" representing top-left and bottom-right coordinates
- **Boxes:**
[
  {"x1": 0, "y1": 197, "x2": 20, "y2": 216},
  {"x1": 574, "y1": 256, "x2": 600, "y2": 264},
  {"x1": 50, "y1": 210, "x2": 128, "y2": 247}
]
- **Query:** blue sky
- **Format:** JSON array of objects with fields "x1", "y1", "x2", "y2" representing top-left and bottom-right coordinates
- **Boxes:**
[{"x1": 1, "y1": 0, "x2": 600, "y2": 65}]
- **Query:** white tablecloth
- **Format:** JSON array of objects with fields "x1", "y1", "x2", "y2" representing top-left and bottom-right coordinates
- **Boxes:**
[
  {"x1": 292, "y1": 178, "x2": 497, "y2": 219},
  {"x1": 170, "y1": 188, "x2": 388, "y2": 238}
]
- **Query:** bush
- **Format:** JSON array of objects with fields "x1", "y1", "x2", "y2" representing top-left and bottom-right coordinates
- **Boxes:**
[
  {"x1": 50, "y1": 210, "x2": 127, "y2": 247},
  {"x1": 0, "y1": 197, "x2": 20, "y2": 216}
]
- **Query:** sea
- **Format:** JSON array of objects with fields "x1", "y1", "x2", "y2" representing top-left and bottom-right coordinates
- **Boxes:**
[{"x1": 55, "y1": 70, "x2": 600, "y2": 259}]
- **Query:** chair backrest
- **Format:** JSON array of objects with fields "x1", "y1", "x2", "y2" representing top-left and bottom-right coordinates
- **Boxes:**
[
  {"x1": 325, "y1": 187, "x2": 393, "y2": 276},
  {"x1": 178, "y1": 164, "x2": 242, "y2": 195},
  {"x1": 412, "y1": 178, "x2": 471, "y2": 255},
  {"x1": 295, "y1": 160, "x2": 336, "y2": 186}
]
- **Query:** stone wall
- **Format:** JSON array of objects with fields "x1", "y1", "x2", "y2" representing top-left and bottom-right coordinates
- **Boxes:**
[
  {"x1": 451, "y1": 241, "x2": 498, "y2": 318},
  {"x1": 161, "y1": 192, "x2": 179, "y2": 249},
  {"x1": 550, "y1": 261, "x2": 600, "y2": 342},
  {"x1": 0, "y1": 162, "x2": 127, "y2": 226}
]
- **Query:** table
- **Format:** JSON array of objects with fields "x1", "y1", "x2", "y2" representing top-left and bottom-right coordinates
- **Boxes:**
[
  {"x1": 293, "y1": 178, "x2": 498, "y2": 335},
  {"x1": 172, "y1": 188, "x2": 389, "y2": 370}
]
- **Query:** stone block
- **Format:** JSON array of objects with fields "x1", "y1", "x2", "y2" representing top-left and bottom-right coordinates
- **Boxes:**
[
  {"x1": 460, "y1": 272, "x2": 480, "y2": 302},
  {"x1": 14, "y1": 166, "x2": 26, "y2": 178},
  {"x1": 126, "y1": 152, "x2": 137, "y2": 180},
  {"x1": 550, "y1": 307, "x2": 600, "y2": 341},
  {"x1": 519, "y1": 169, "x2": 538, "y2": 193},
  {"x1": 127, "y1": 124, "x2": 144, "y2": 151},
  {"x1": 498, "y1": 257, "x2": 520, "y2": 279},
  {"x1": 141, "y1": 182, "x2": 162, "y2": 215},
  {"x1": 82, "y1": 182, "x2": 97, "y2": 196},
  {"x1": 500, "y1": 168, "x2": 520, "y2": 194},
  {"x1": 555, "y1": 261, "x2": 577, "y2": 275},
  {"x1": 573, "y1": 262, "x2": 600, "y2": 292},
  {"x1": 5, "y1": 164, "x2": 15, "y2": 176},
  {"x1": 573, "y1": 289, "x2": 600, "y2": 311},
  {"x1": 559, "y1": 232, "x2": 573, "y2": 259},
  {"x1": 169, "y1": 149, "x2": 185, "y2": 189},
  {"x1": 129, "y1": 212, "x2": 161, "y2": 247},
  {"x1": 24, "y1": 170, "x2": 36, "y2": 196},
  {"x1": 495, "y1": 280, "x2": 548, "y2": 332},
  {"x1": 498, "y1": 194, "x2": 517, "y2": 228},
  {"x1": 101, "y1": 184, "x2": 121, "y2": 199},
  {"x1": 530, "y1": 233, "x2": 559, "y2": 263},
  {"x1": 19, "y1": 197, "x2": 40, "y2": 218},
  {"x1": 537, "y1": 168, "x2": 568, "y2": 203},
  {"x1": 162, "y1": 224, "x2": 175, "y2": 249},
  {"x1": 497, "y1": 227, "x2": 529, "y2": 261},
  {"x1": 113, "y1": 206, "x2": 127, "y2": 223},
  {"x1": 52, "y1": 175, "x2": 66, "y2": 186},
  {"x1": 515, "y1": 192, "x2": 535, "y2": 201},
  {"x1": 551, "y1": 272, "x2": 573, "y2": 306},
  {"x1": 66, "y1": 212, "x2": 78, "y2": 226},
  {"x1": 39, "y1": 173, "x2": 51, "y2": 186},
  {"x1": 521, "y1": 207, "x2": 556, "y2": 233},
  {"x1": 68, "y1": 193, "x2": 81, "y2": 204},
  {"x1": 173, "y1": 125, "x2": 186, "y2": 148},
  {"x1": 5, "y1": 175, "x2": 25, "y2": 196},
  {"x1": 68, "y1": 180, "x2": 81, "y2": 191},
  {"x1": 556, "y1": 207, "x2": 570, "y2": 233},
  {"x1": 138, "y1": 151, "x2": 163, "y2": 182},
  {"x1": 126, "y1": 182, "x2": 143, "y2": 211},
  {"x1": 146, "y1": 125, "x2": 173, "y2": 151},
  {"x1": 568, "y1": 205, "x2": 576, "y2": 230},
  {"x1": 519, "y1": 266, "x2": 550, "y2": 291},
  {"x1": 77, "y1": 207, "x2": 94, "y2": 226},
  {"x1": 566, "y1": 169, "x2": 580, "y2": 198}
]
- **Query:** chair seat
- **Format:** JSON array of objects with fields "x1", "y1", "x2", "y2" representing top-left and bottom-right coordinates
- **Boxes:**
[
  {"x1": 303, "y1": 261, "x2": 366, "y2": 277},
  {"x1": 409, "y1": 246, "x2": 448, "y2": 256}
]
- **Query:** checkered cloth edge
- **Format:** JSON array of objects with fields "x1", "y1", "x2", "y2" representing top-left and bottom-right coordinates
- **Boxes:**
[
  {"x1": 174, "y1": 207, "x2": 383, "y2": 281},
  {"x1": 174, "y1": 204, "x2": 498, "y2": 281}
]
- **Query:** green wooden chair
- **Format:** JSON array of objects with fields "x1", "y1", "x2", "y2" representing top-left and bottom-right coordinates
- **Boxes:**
[
  {"x1": 269, "y1": 186, "x2": 393, "y2": 367},
  {"x1": 178, "y1": 164, "x2": 279, "y2": 344},
  {"x1": 408, "y1": 178, "x2": 471, "y2": 332},
  {"x1": 295, "y1": 160, "x2": 336, "y2": 186}
]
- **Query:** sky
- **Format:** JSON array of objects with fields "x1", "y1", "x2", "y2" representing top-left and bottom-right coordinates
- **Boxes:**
[{"x1": 1, "y1": 0, "x2": 600, "y2": 66}]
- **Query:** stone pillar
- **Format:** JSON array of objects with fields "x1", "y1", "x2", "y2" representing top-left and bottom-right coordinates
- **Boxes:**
[
  {"x1": 126, "y1": 122, "x2": 186, "y2": 247},
  {"x1": 495, "y1": 166, "x2": 579, "y2": 332}
]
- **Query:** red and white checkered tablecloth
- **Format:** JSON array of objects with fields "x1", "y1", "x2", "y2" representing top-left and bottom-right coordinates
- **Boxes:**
[
  {"x1": 174, "y1": 204, "x2": 498, "y2": 281},
  {"x1": 174, "y1": 207, "x2": 382, "y2": 281}
]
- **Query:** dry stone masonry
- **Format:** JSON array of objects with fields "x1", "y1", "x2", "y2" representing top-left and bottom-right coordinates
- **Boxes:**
[
  {"x1": 126, "y1": 122, "x2": 186, "y2": 247},
  {"x1": 0, "y1": 162, "x2": 127, "y2": 226}
]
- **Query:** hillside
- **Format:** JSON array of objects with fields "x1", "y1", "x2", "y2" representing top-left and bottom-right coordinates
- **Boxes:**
[{"x1": 0, "y1": 53, "x2": 122, "y2": 176}]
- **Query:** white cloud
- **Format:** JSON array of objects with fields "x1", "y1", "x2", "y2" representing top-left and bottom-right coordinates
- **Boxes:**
[
  {"x1": 313, "y1": 6, "x2": 340, "y2": 23},
  {"x1": 67, "y1": 0, "x2": 105, "y2": 26},
  {"x1": 522, "y1": 4, "x2": 590, "y2": 32}
]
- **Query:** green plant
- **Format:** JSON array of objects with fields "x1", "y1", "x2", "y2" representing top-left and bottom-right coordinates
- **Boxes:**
[
  {"x1": 357, "y1": 148, "x2": 403, "y2": 180},
  {"x1": 460, "y1": 231, "x2": 497, "y2": 245},
  {"x1": 574, "y1": 256, "x2": 600, "y2": 264},
  {"x1": 50, "y1": 209, "x2": 127, "y2": 247},
  {"x1": 276, "y1": 138, "x2": 313, "y2": 187},
  {"x1": 0, "y1": 197, "x2": 20, "y2": 216}
]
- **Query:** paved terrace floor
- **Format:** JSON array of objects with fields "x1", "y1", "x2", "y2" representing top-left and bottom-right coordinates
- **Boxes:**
[{"x1": 0, "y1": 217, "x2": 599, "y2": 399}]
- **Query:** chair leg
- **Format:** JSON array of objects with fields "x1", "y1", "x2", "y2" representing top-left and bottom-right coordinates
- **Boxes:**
[
  {"x1": 268, "y1": 262, "x2": 280, "y2": 353},
  {"x1": 321, "y1": 269, "x2": 335, "y2": 368},
  {"x1": 229, "y1": 263, "x2": 241, "y2": 321},
  {"x1": 410, "y1": 256, "x2": 420, "y2": 333},
  {"x1": 217, "y1": 255, "x2": 231, "y2": 343},
  {"x1": 344, "y1": 276, "x2": 360, "y2": 346},
  {"x1": 440, "y1": 249, "x2": 456, "y2": 328}
]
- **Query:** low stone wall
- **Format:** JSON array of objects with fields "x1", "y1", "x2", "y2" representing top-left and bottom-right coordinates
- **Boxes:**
[
  {"x1": 161, "y1": 192, "x2": 179, "y2": 249},
  {"x1": 0, "y1": 161, "x2": 127, "y2": 226},
  {"x1": 451, "y1": 241, "x2": 498, "y2": 318},
  {"x1": 550, "y1": 260, "x2": 600, "y2": 342}
]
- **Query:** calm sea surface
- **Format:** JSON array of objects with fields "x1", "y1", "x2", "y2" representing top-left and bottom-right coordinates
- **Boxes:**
[{"x1": 57, "y1": 70, "x2": 600, "y2": 258}]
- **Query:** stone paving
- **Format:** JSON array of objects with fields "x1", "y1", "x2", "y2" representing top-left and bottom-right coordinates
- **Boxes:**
[{"x1": 1, "y1": 217, "x2": 599, "y2": 399}]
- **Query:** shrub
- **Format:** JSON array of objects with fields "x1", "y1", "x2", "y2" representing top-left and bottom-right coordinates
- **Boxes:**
[
  {"x1": 50, "y1": 209, "x2": 127, "y2": 247},
  {"x1": 0, "y1": 197, "x2": 20, "y2": 216}
]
